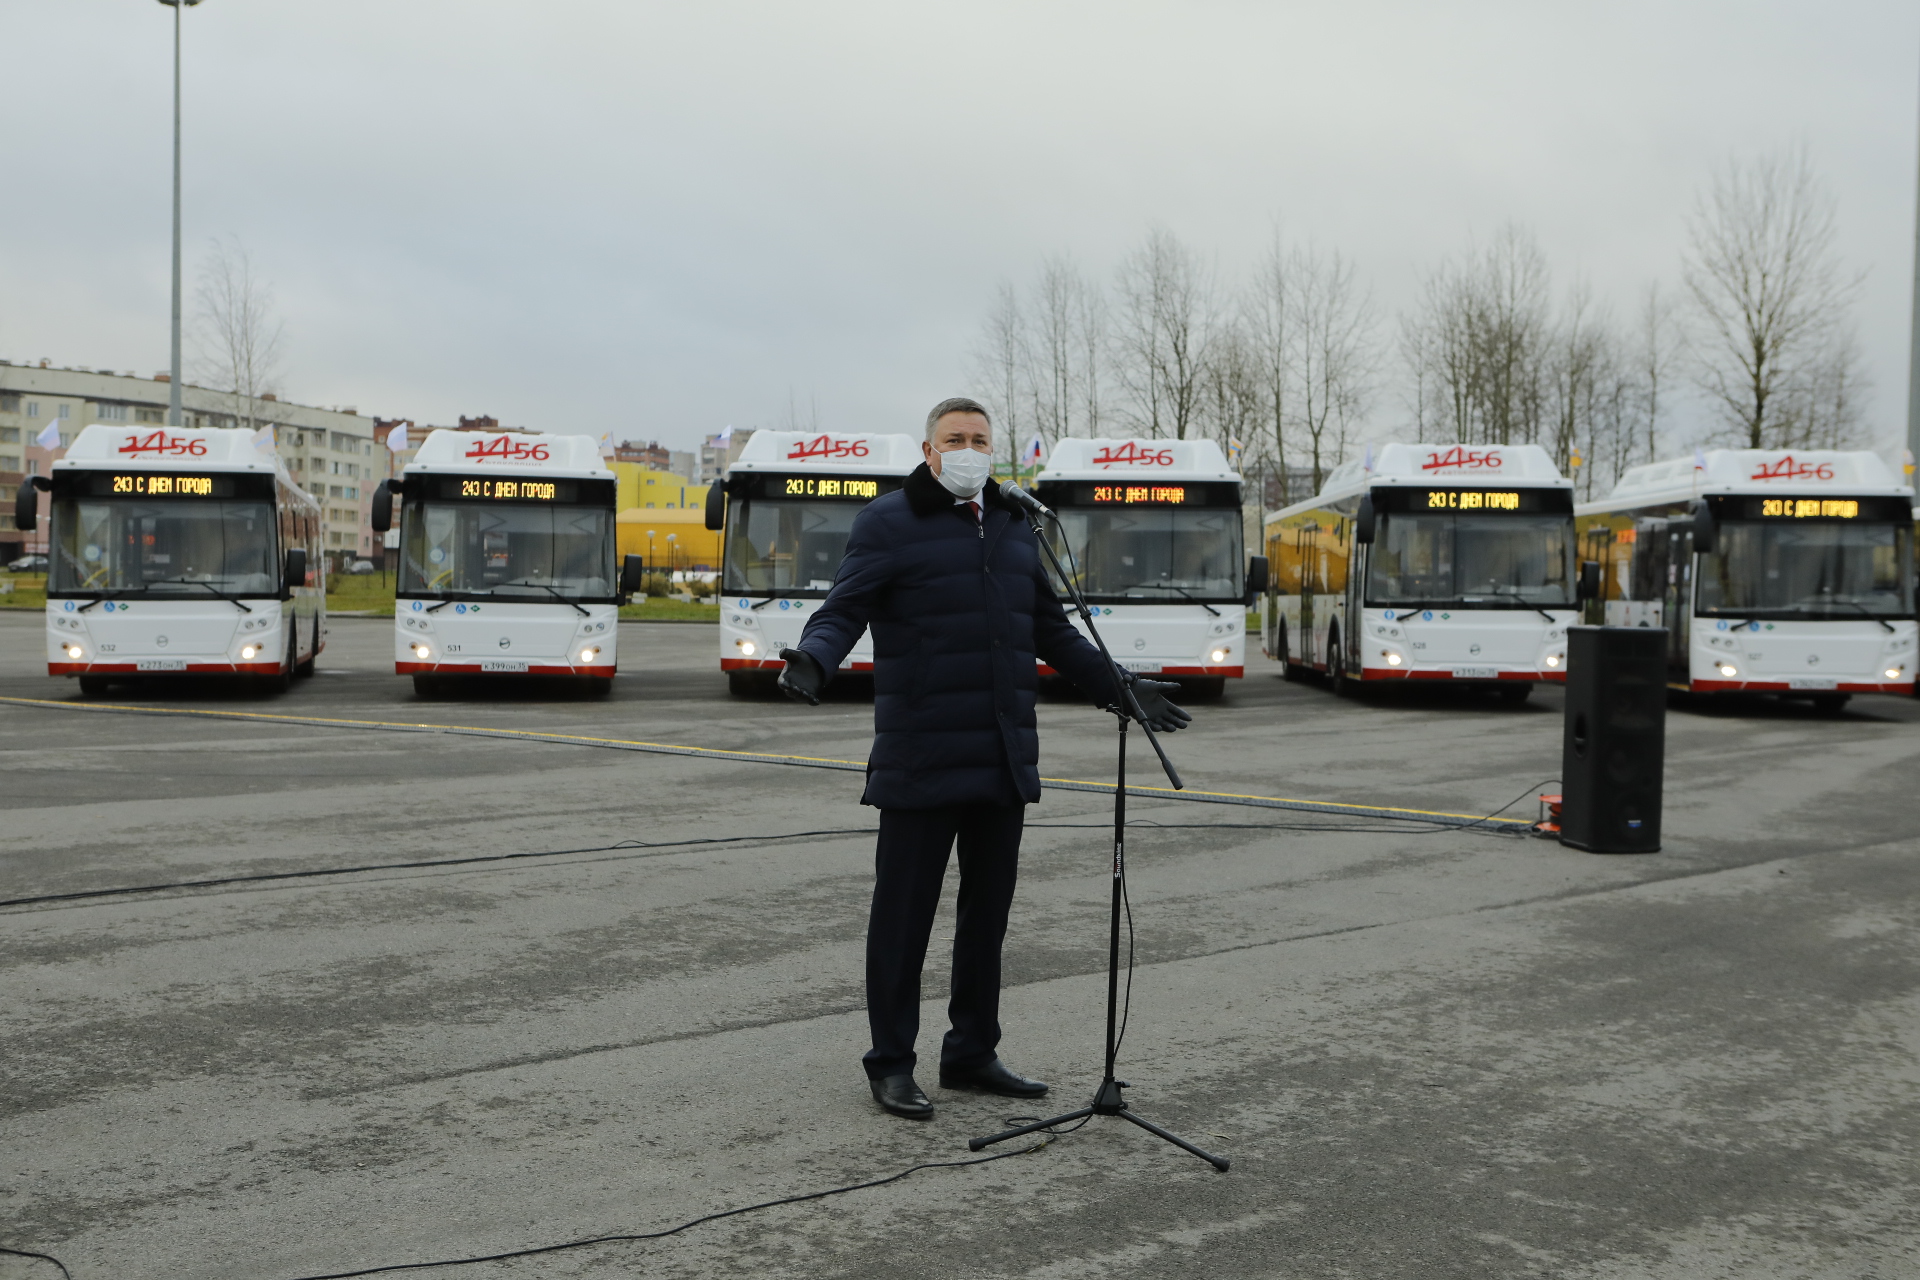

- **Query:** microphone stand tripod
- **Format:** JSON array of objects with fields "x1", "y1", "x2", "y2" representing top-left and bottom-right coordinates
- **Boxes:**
[{"x1": 968, "y1": 499, "x2": 1229, "y2": 1172}]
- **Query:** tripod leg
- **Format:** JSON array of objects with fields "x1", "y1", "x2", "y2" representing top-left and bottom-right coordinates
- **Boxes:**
[
  {"x1": 968, "y1": 1106, "x2": 1096, "y2": 1152},
  {"x1": 1116, "y1": 1108, "x2": 1231, "y2": 1172}
]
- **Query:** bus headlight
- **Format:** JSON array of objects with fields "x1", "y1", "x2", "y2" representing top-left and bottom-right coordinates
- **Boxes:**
[
  {"x1": 738, "y1": 639, "x2": 757, "y2": 657},
  {"x1": 240, "y1": 645, "x2": 260, "y2": 660},
  {"x1": 1545, "y1": 653, "x2": 1562, "y2": 669},
  {"x1": 1887, "y1": 667, "x2": 1903, "y2": 680},
  {"x1": 1209, "y1": 648, "x2": 1228, "y2": 664},
  {"x1": 1717, "y1": 663, "x2": 1738, "y2": 678},
  {"x1": 1383, "y1": 651, "x2": 1403, "y2": 667},
  {"x1": 64, "y1": 644, "x2": 84, "y2": 660},
  {"x1": 413, "y1": 643, "x2": 432, "y2": 660},
  {"x1": 579, "y1": 646, "x2": 600, "y2": 663}
]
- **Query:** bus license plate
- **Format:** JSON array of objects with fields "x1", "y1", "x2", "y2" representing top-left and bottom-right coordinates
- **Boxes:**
[
  {"x1": 1452, "y1": 666, "x2": 1498, "y2": 680},
  {"x1": 137, "y1": 659, "x2": 187, "y2": 671},
  {"x1": 1789, "y1": 677, "x2": 1836, "y2": 690},
  {"x1": 480, "y1": 660, "x2": 528, "y2": 673},
  {"x1": 1117, "y1": 660, "x2": 1162, "y2": 673}
]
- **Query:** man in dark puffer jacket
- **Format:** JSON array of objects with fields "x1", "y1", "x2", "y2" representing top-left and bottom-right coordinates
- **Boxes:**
[{"x1": 778, "y1": 396, "x2": 1190, "y2": 1120}]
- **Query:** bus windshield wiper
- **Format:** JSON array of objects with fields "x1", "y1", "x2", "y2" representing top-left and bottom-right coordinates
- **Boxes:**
[
  {"x1": 131, "y1": 578, "x2": 255, "y2": 613},
  {"x1": 750, "y1": 589, "x2": 804, "y2": 611},
  {"x1": 1112, "y1": 583, "x2": 1222, "y2": 615},
  {"x1": 497, "y1": 580, "x2": 590, "y2": 617},
  {"x1": 1487, "y1": 587, "x2": 1560, "y2": 622},
  {"x1": 1803, "y1": 598, "x2": 1897, "y2": 633}
]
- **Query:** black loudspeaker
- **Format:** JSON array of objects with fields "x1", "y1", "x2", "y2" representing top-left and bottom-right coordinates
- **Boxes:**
[{"x1": 1560, "y1": 626, "x2": 1665, "y2": 853}]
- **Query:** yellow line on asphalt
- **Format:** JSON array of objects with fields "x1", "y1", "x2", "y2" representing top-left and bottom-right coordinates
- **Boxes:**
[{"x1": 0, "y1": 694, "x2": 1528, "y2": 826}]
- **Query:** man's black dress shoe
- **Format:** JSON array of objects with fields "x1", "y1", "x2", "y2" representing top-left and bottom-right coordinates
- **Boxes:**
[
  {"x1": 939, "y1": 1058, "x2": 1049, "y2": 1098},
  {"x1": 870, "y1": 1073, "x2": 934, "y2": 1119}
]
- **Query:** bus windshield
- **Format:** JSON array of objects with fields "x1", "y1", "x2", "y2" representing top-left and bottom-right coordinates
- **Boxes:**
[
  {"x1": 399, "y1": 501, "x2": 616, "y2": 599},
  {"x1": 1697, "y1": 520, "x2": 1913, "y2": 618},
  {"x1": 52, "y1": 496, "x2": 278, "y2": 595},
  {"x1": 1367, "y1": 513, "x2": 1575, "y2": 606},
  {"x1": 723, "y1": 498, "x2": 864, "y2": 594},
  {"x1": 1046, "y1": 508, "x2": 1244, "y2": 602}
]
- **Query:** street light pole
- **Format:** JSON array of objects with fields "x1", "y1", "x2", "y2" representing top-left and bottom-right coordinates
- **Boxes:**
[{"x1": 158, "y1": 0, "x2": 201, "y2": 428}]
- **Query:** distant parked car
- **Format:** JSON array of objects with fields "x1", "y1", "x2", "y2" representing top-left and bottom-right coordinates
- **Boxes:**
[
  {"x1": 346, "y1": 559, "x2": 377, "y2": 575},
  {"x1": 7, "y1": 554, "x2": 47, "y2": 573}
]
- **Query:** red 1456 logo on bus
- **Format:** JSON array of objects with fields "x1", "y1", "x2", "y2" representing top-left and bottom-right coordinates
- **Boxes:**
[
  {"x1": 1091, "y1": 441, "x2": 1175, "y2": 468},
  {"x1": 117, "y1": 430, "x2": 208, "y2": 457},
  {"x1": 1750, "y1": 455, "x2": 1834, "y2": 482},
  {"x1": 1421, "y1": 446, "x2": 1501, "y2": 471},
  {"x1": 786, "y1": 435, "x2": 870, "y2": 461},
  {"x1": 465, "y1": 435, "x2": 550, "y2": 463}
]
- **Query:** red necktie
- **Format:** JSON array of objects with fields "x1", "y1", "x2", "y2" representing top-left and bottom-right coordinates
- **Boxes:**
[{"x1": 966, "y1": 501, "x2": 981, "y2": 522}]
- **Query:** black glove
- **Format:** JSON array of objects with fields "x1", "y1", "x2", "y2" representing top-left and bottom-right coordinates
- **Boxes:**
[
  {"x1": 1127, "y1": 676, "x2": 1192, "y2": 733},
  {"x1": 778, "y1": 647, "x2": 826, "y2": 705}
]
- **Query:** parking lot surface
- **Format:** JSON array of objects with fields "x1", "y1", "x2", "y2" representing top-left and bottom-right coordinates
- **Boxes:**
[{"x1": 2, "y1": 612, "x2": 1917, "y2": 1279}]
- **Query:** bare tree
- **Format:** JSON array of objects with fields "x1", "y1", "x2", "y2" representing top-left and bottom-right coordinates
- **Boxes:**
[
  {"x1": 967, "y1": 280, "x2": 1030, "y2": 474},
  {"x1": 1027, "y1": 255, "x2": 1107, "y2": 448},
  {"x1": 1246, "y1": 229, "x2": 1293, "y2": 503},
  {"x1": 1682, "y1": 146, "x2": 1867, "y2": 449},
  {"x1": 191, "y1": 235, "x2": 285, "y2": 433},
  {"x1": 1401, "y1": 225, "x2": 1551, "y2": 448},
  {"x1": 1633, "y1": 283, "x2": 1679, "y2": 464},
  {"x1": 1288, "y1": 243, "x2": 1379, "y2": 492},
  {"x1": 1112, "y1": 227, "x2": 1215, "y2": 439}
]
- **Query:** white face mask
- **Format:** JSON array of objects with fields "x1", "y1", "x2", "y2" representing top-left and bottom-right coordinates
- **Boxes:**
[{"x1": 933, "y1": 445, "x2": 992, "y2": 499}]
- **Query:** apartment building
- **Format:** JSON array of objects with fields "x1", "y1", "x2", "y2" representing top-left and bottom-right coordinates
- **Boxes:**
[{"x1": 0, "y1": 359, "x2": 379, "y2": 563}]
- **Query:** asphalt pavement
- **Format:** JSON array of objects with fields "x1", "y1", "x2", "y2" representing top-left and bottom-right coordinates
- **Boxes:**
[{"x1": 2, "y1": 612, "x2": 1917, "y2": 1279}]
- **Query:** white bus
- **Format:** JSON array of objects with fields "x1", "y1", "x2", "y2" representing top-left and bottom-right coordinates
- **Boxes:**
[
  {"x1": 378, "y1": 429, "x2": 638, "y2": 697},
  {"x1": 1032, "y1": 438, "x2": 1262, "y2": 699},
  {"x1": 21, "y1": 423, "x2": 324, "y2": 697},
  {"x1": 1262, "y1": 443, "x2": 1578, "y2": 703},
  {"x1": 706, "y1": 431, "x2": 920, "y2": 696},
  {"x1": 1576, "y1": 449, "x2": 1916, "y2": 711}
]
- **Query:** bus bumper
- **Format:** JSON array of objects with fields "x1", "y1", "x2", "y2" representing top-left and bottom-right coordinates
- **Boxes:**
[
  {"x1": 51, "y1": 660, "x2": 289, "y2": 676},
  {"x1": 1689, "y1": 677, "x2": 1914, "y2": 694},
  {"x1": 1359, "y1": 667, "x2": 1566, "y2": 683},
  {"x1": 396, "y1": 661, "x2": 617, "y2": 678},
  {"x1": 1037, "y1": 663, "x2": 1244, "y2": 679},
  {"x1": 721, "y1": 657, "x2": 874, "y2": 672}
]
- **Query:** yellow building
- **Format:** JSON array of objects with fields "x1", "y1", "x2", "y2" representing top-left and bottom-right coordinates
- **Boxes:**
[
  {"x1": 618, "y1": 508, "x2": 722, "y2": 572},
  {"x1": 612, "y1": 462, "x2": 708, "y2": 513}
]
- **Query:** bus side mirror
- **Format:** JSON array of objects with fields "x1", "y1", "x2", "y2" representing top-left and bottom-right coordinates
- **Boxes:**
[
  {"x1": 1244, "y1": 555, "x2": 1270, "y2": 605},
  {"x1": 1354, "y1": 493, "x2": 1376, "y2": 545},
  {"x1": 1691, "y1": 499, "x2": 1717, "y2": 555},
  {"x1": 14, "y1": 481, "x2": 36, "y2": 533},
  {"x1": 704, "y1": 482, "x2": 727, "y2": 532},
  {"x1": 1578, "y1": 560, "x2": 1601, "y2": 602},
  {"x1": 284, "y1": 548, "x2": 307, "y2": 596},
  {"x1": 370, "y1": 479, "x2": 395, "y2": 534},
  {"x1": 619, "y1": 554, "x2": 645, "y2": 601}
]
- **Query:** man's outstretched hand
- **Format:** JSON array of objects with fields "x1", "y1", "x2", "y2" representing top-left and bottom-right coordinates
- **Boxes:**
[
  {"x1": 1129, "y1": 676, "x2": 1192, "y2": 733},
  {"x1": 778, "y1": 647, "x2": 826, "y2": 705}
]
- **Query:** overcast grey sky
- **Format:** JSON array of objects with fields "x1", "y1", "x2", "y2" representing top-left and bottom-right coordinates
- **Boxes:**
[{"x1": 5, "y1": 1, "x2": 1918, "y2": 456}]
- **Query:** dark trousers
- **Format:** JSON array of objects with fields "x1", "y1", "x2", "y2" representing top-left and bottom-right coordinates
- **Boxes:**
[{"x1": 863, "y1": 803, "x2": 1026, "y2": 1081}]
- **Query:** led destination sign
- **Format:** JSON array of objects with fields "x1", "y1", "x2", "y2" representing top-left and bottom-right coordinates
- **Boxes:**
[
  {"x1": 68, "y1": 472, "x2": 256, "y2": 499},
  {"x1": 1374, "y1": 487, "x2": 1571, "y2": 515},
  {"x1": 1094, "y1": 484, "x2": 1191, "y2": 505},
  {"x1": 748, "y1": 474, "x2": 901, "y2": 501},
  {"x1": 1714, "y1": 495, "x2": 1908, "y2": 522},
  {"x1": 1048, "y1": 482, "x2": 1232, "y2": 508},
  {"x1": 419, "y1": 476, "x2": 607, "y2": 505}
]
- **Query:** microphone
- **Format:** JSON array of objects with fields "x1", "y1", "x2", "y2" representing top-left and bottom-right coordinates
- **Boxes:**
[{"x1": 998, "y1": 481, "x2": 1055, "y2": 520}]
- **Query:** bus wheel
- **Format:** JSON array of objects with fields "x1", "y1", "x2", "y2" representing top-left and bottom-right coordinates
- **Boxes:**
[
  {"x1": 1494, "y1": 683, "x2": 1533, "y2": 705},
  {"x1": 77, "y1": 676, "x2": 111, "y2": 697},
  {"x1": 1278, "y1": 622, "x2": 1306, "y2": 681},
  {"x1": 295, "y1": 616, "x2": 318, "y2": 678},
  {"x1": 262, "y1": 634, "x2": 295, "y2": 695},
  {"x1": 728, "y1": 670, "x2": 776, "y2": 698},
  {"x1": 1809, "y1": 692, "x2": 1850, "y2": 716},
  {"x1": 584, "y1": 676, "x2": 613, "y2": 697}
]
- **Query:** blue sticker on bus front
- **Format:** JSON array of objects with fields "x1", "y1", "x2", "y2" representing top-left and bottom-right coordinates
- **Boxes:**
[
  {"x1": 104, "y1": 602, "x2": 115, "y2": 612},
  {"x1": 739, "y1": 599, "x2": 750, "y2": 609},
  {"x1": 1749, "y1": 621, "x2": 1761, "y2": 631},
  {"x1": 1383, "y1": 610, "x2": 1396, "y2": 621},
  {"x1": 412, "y1": 601, "x2": 423, "y2": 612},
  {"x1": 779, "y1": 599, "x2": 790, "y2": 610},
  {"x1": 455, "y1": 603, "x2": 467, "y2": 614},
  {"x1": 1717, "y1": 620, "x2": 1728, "y2": 630},
  {"x1": 1422, "y1": 610, "x2": 1434, "y2": 621},
  {"x1": 64, "y1": 602, "x2": 75, "y2": 612}
]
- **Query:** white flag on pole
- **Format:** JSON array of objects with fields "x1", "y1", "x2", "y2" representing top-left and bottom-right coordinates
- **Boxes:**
[
  {"x1": 598, "y1": 431, "x2": 615, "y2": 457},
  {"x1": 1693, "y1": 447, "x2": 1708, "y2": 471},
  {"x1": 253, "y1": 425, "x2": 276, "y2": 453},
  {"x1": 33, "y1": 420, "x2": 61, "y2": 450},
  {"x1": 387, "y1": 423, "x2": 409, "y2": 453}
]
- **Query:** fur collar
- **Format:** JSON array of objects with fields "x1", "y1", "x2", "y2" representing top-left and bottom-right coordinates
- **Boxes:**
[{"x1": 903, "y1": 461, "x2": 1008, "y2": 518}]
